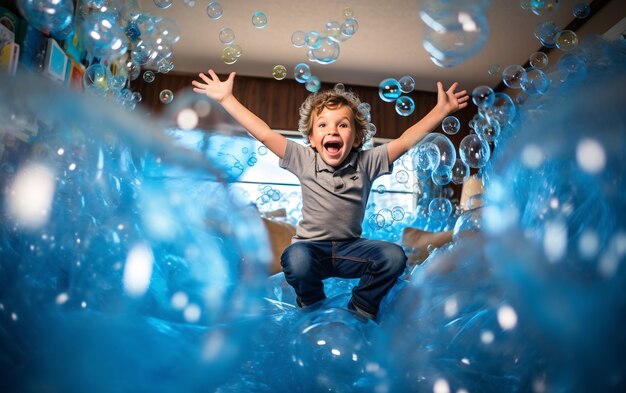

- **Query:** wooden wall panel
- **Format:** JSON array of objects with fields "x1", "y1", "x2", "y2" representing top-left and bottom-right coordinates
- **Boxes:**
[{"x1": 131, "y1": 71, "x2": 476, "y2": 145}]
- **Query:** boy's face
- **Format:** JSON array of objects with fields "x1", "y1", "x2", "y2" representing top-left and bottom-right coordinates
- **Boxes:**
[{"x1": 308, "y1": 105, "x2": 359, "y2": 168}]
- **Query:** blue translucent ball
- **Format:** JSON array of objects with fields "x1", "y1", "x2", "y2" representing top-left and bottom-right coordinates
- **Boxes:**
[
  {"x1": 573, "y1": 2, "x2": 591, "y2": 18},
  {"x1": 82, "y1": 13, "x2": 129, "y2": 60},
  {"x1": 206, "y1": 1, "x2": 223, "y2": 20},
  {"x1": 83, "y1": 63, "x2": 112, "y2": 95},
  {"x1": 251, "y1": 11, "x2": 267, "y2": 28},
  {"x1": 154, "y1": 0, "x2": 173, "y2": 10},
  {"x1": 340, "y1": 17, "x2": 359, "y2": 38},
  {"x1": 378, "y1": 78, "x2": 402, "y2": 102},
  {"x1": 483, "y1": 92, "x2": 517, "y2": 127},
  {"x1": 429, "y1": 197, "x2": 453, "y2": 219},
  {"x1": 291, "y1": 30, "x2": 305, "y2": 47},
  {"x1": 304, "y1": 31, "x2": 321, "y2": 49},
  {"x1": 451, "y1": 159, "x2": 469, "y2": 185},
  {"x1": 460, "y1": 134, "x2": 491, "y2": 168},
  {"x1": 472, "y1": 85, "x2": 495, "y2": 108},
  {"x1": 0, "y1": 73, "x2": 269, "y2": 392},
  {"x1": 310, "y1": 37, "x2": 340, "y2": 64},
  {"x1": 399, "y1": 75, "x2": 415, "y2": 93},
  {"x1": 520, "y1": 67, "x2": 550, "y2": 96},
  {"x1": 412, "y1": 142, "x2": 441, "y2": 172},
  {"x1": 395, "y1": 96, "x2": 415, "y2": 116},
  {"x1": 305, "y1": 76, "x2": 321, "y2": 93},
  {"x1": 534, "y1": 20, "x2": 559, "y2": 48},
  {"x1": 294, "y1": 63, "x2": 311, "y2": 84},
  {"x1": 17, "y1": 0, "x2": 74, "y2": 34},
  {"x1": 420, "y1": 4, "x2": 489, "y2": 67},
  {"x1": 502, "y1": 64, "x2": 527, "y2": 89},
  {"x1": 431, "y1": 165, "x2": 452, "y2": 186},
  {"x1": 288, "y1": 307, "x2": 387, "y2": 390},
  {"x1": 421, "y1": 133, "x2": 457, "y2": 169},
  {"x1": 441, "y1": 116, "x2": 460, "y2": 135}
]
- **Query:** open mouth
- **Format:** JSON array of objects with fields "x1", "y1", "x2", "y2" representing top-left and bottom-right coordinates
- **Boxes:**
[{"x1": 324, "y1": 141, "x2": 343, "y2": 155}]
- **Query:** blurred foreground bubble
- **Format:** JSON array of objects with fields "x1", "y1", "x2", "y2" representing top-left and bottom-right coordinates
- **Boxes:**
[{"x1": 0, "y1": 71, "x2": 270, "y2": 391}]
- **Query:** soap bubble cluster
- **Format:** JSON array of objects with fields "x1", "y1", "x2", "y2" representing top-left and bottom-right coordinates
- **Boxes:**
[
  {"x1": 290, "y1": 8, "x2": 359, "y2": 65},
  {"x1": 17, "y1": 0, "x2": 184, "y2": 101}
]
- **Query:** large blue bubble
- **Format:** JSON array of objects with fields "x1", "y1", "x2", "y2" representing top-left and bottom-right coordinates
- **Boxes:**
[{"x1": 0, "y1": 72, "x2": 269, "y2": 391}]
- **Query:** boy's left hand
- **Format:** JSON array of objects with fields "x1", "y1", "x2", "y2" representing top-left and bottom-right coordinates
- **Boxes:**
[{"x1": 436, "y1": 82, "x2": 469, "y2": 115}]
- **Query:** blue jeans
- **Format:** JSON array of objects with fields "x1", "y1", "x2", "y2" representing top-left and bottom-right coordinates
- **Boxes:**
[{"x1": 280, "y1": 238, "x2": 407, "y2": 317}]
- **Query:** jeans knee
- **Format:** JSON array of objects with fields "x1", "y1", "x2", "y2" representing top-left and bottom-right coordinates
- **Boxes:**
[
  {"x1": 379, "y1": 243, "x2": 407, "y2": 276},
  {"x1": 281, "y1": 242, "x2": 314, "y2": 279}
]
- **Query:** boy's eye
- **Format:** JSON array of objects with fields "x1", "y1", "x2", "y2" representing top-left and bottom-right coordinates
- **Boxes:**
[
  {"x1": 339, "y1": 123, "x2": 348, "y2": 128},
  {"x1": 318, "y1": 123, "x2": 325, "y2": 128}
]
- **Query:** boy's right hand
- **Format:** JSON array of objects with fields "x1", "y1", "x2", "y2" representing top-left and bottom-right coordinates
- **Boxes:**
[{"x1": 192, "y1": 70, "x2": 235, "y2": 103}]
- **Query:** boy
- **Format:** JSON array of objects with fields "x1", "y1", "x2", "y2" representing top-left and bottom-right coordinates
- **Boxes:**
[{"x1": 192, "y1": 71, "x2": 468, "y2": 320}]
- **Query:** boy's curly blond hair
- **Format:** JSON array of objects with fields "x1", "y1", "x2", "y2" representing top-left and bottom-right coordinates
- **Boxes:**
[{"x1": 298, "y1": 87, "x2": 373, "y2": 149}]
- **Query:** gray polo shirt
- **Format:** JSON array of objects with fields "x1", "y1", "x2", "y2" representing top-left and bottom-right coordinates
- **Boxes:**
[{"x1": 279, "y1": 140, "x2": 392, "y2": 241}]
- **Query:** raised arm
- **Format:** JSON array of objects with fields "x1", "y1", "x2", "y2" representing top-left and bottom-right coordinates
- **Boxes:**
[
  {"x1": 192, "y1": 70, "x2": 287, "y2": 158},
  {"x1": 386, "y1": 82, "x2": 469, "y2": 164}
]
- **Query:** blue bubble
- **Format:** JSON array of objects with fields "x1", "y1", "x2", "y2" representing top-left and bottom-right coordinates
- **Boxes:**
[
  {"x1": 159, "y1": 89, "x2": 174, "y2": 104},
  {"x1": 395, "y1": 96, "x2": 415, "y2": 116},
  {"x1": 17, "y1": 0, "x2": 74, "y2": 34},
  {"x1": 310, "y1": 37, "x2": 340, "y2": 64},
  {"x1": 429, "y1": 197, "x2": 453, "y2": 219},
  {"x1": 305, "y1": 76, "x2": 321, "y2": 93},
  {"x1": 441, "y1": 116, "x2": 460, "y2": 135},
  {"x1": 520, "y1": 67, "x2": 550, "y2": 96},
  {"x1": 472, "y1": 85, "x2": 495, "y2": 108},
  {"x1": 460, "y1": 134, "x2": 490, "y2": 168},
  {"x1": 82, "y1": 13, "x2": 129, "y2": 60},
  {"x1": 154, "y1": 0, "x2": 173, "y2": 10},
  {"x1": 573, "y1": 2, "x2": 591, "y2": 18},
  {"x1": 392, "y1": 206, "x2": 405, "y2": 221},
  {"x1": 421, "y1": 4, "x2": 489, "y2": 67},
  {"x1": 83, "y1": 63, "x2": 112, "y2": 95},
  {"x1": 304, "y1": 31, "x2": 321, "y2": 49},
  {"x1": 534, "y1": 20, "x2": 559, "y2": 48},
  {"x1": 0, "y1": 73, "x2": 269, "y2": 391},
  {"x1": 251, "y1": 11, "x2": 267, "y2": 28},
  {"x1": 291, "y1": 30, "x2": 305, "y2": 47},
  {"x1": 206, "y1": 1, "x2": 223, "y2": 20},
  {"x1": 412, "y1": 142, "x2": 440, "y2": 174},
  {"x1": 294, "y1": 63, "x2": 311, "y2": 84},
  {"x1": 219, "y1": 27, "x2": 235, "y2": 44},
  {"x1": 473, "y1": 117, "x2": 501, "y2": 143},
  {"x1": 421, "y1": 133, "x2": 456, "y2": 169},
  {"x1": 502, "y1": 64, "x2": 527, "y2": 89},
  {"x1": 432, "y1": 165, "x2": 452, "y2": 186},
  {"x1": 451, "y1": 158, "x2": 469, "y2": 185},
  {"x1": 395, "y1": 170, "x2": 410, "y2": 184},
  {"x1": 399, "y1": 75, "x2": 415, "y2": 93},
  {"x1": 529, "y1": 51, "x2": 549, "y2": 69},
  {"x1": 530, "y1": 0, "x2": 560, "y2": 16},
  {"x1": 483, "y1": 92, "x2": 517, "y2": 127},
  {"x1": 341, "y1": 17, "x2": 359, "y2": 38},
  {"x1": 378, "y1": 78, "x2": 402, "y2": 102}
]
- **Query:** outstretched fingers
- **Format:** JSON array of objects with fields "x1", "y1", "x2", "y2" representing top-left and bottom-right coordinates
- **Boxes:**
[{"x1": 446, "y1": 82, "x2": 459, "y2": 94}]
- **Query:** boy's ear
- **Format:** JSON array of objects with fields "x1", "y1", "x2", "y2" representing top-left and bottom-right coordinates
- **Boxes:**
[{"x1": 308, "y1": 134, "x2": 316, "y2": 148}]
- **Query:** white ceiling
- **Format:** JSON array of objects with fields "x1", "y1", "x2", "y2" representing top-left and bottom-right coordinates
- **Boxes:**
[{"x1": 138, "y1": 0, "x2": 618, "y2": 91}]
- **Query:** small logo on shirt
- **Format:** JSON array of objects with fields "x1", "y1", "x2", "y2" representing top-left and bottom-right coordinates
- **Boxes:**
[{"x1": 350, "y1": 175, "x2": 359, "y2": 181}]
